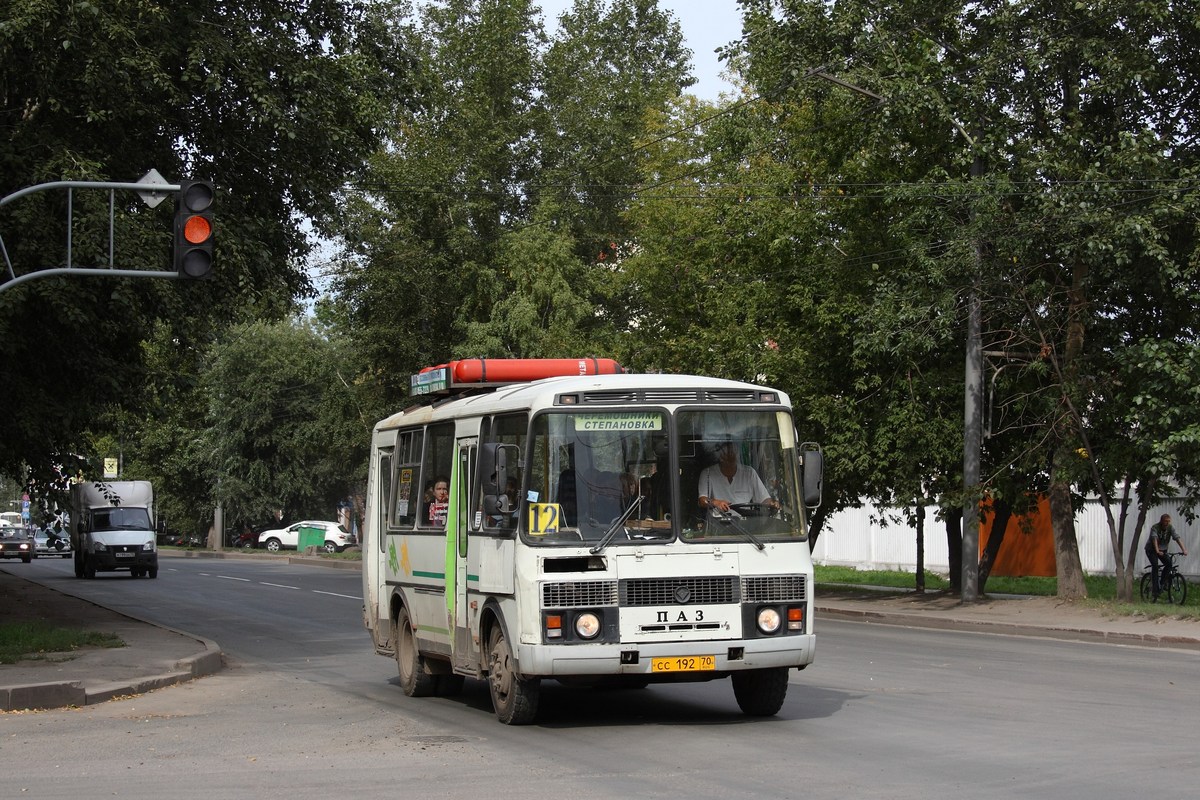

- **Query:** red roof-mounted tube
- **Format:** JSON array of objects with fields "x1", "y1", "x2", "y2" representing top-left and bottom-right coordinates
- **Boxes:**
[
  {"x1": 410, "y1": 358, "x2": 624, "y2": 395},
  {"x1": 451, "y1": 358, "x2": 622, "y2": 383}
]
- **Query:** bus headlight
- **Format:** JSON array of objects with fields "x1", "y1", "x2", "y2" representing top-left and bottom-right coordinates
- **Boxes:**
[
  {"x1": 575, "y1": 612, "x2": 601, "y2": 639},
  {"x1": 756, "y1": 607, "x2": 782, "y2": 635}
]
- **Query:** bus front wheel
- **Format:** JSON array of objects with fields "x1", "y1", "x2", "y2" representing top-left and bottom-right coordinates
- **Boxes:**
[
  {"x1": 395, "y1": 607, "x2": 437, "y2": 697},
  {"x1": 731, "y1": 667, "x2": 790, "y2": 716},
  {"x1": 486, "y1": 624, "x2": 539, "y2": 725}
]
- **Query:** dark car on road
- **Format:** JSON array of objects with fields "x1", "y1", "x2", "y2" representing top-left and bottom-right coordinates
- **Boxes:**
[{"x1": 0, "y1": 525, "x2": 35, "y2": 563}]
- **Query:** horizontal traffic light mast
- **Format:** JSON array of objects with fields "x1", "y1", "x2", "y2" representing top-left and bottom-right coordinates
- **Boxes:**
[{"x1": 0, "y1": 175, "x2": 215, "y2": 295}]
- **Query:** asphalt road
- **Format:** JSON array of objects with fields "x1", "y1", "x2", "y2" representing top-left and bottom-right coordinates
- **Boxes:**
[{"x1": 5, "y1": 557, "x2": 1198, "y2": 800}]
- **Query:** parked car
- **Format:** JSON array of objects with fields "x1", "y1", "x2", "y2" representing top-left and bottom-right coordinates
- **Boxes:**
[
  {"x1": 34, "y1": 528, "x2": 72, "y2": 558},
  {"x1": 0, "y1": 526, "x2": 34, "y2": 563},
  {"x1": 257, "y1": 520, "x2": 356, "y2": 553}
]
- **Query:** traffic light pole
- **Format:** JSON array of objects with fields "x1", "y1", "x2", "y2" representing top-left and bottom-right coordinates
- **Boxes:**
[{"x1": 0, "y1": 179, "x2": 184, "y2": 295}]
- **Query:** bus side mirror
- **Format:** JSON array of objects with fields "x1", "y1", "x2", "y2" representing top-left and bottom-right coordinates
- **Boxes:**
[
  {"x1": 479, "y1": 443, "x2": 508, "y2": 495},
  {"x1": 801, "y1": 444, "x2": 823, "y2": 509}
]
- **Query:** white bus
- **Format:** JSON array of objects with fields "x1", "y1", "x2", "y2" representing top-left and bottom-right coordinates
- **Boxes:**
[{"x1": 361, "y1": 358, "x2": 824, "y2": 724}]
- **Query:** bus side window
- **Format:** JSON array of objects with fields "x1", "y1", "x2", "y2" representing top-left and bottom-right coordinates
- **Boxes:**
[
  {"x1": 377, "y1": 449, "x2": 393, "y2": 550},
  {"x1": 479, "y1": 413, "x2": 528, "y2": 532},
  {"x1": 391, "y1": 430, "x2": 423, "y2": 529},
  {"x1": 416, "y1": 422, "x2": 454, "y2": 529}
]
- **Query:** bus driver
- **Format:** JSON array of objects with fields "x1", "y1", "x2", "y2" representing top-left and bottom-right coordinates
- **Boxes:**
[{"x1": 697, "y1": 441, "x2": 779, "y2": 516}]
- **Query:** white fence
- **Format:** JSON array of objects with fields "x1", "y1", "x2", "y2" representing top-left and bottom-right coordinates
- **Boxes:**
[{"x1": 813, "y1": 498, "x2": 1199, "y2": 579}]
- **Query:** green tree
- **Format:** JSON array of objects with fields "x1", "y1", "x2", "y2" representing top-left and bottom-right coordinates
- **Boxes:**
[
  {"x1": 0, "y1": 0, "x2": 410, "y2": 497},
  {"x1": 730, "y1": 0, "x2": 1200, "y2": 599},
  {"x1": 202, "y1": 319, "x2": 373, "y2": 528},
  {"x1": 333, "y1": 0, "x2": 693, "y2": 400}
]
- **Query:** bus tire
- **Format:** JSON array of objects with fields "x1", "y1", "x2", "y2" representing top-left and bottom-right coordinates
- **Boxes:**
[
  {"x1": 487, "y1": 624, "x2": 539, "y2": 725},
  {"x1": 731, "y1": 667, "x2": 789, "y2": 716},
  {"x1": 395, "y1": 607, "x2": 437, "y2": 697}
]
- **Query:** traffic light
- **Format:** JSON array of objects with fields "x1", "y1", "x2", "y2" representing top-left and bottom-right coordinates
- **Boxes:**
[{"x1": 174, "y1": 180, "x2": 214, "y2": 278}]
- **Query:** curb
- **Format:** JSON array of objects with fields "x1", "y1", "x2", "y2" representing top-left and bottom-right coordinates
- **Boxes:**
[
  {"x1": 0, "y1": 640, "x2": 224, "y2": 712},
  {"x1": 816, "y1": 605, "x2": 1200, "y2": 651},
  {"x1": 162, "y1": 549, "x2": 362, "y2": 570}
]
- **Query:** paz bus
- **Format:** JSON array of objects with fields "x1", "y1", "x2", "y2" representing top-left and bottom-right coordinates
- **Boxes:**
[{"x1": 361, "y1": 358, "x2": 824, "y2": 724}]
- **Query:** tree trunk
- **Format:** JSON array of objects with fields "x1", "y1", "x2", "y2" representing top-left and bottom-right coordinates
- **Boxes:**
[
  {"x1": 945, "y1": 506, "x2": 962, "y2": 593},
  {"x1": 978, "y1": 496, "x2": 1012, "y2": 593},
  {"x1": 807, "y1": 506, "x2": 827, "y2": 552},
  {"x1": 1120, "y1": 476, "x2": 1157, "y2": 602},
  {"x1": 1048, "y1": 477, "x2": 1087, "y2": 599},
  {"x1": 915, "y1": 503, "x2": 926, "y2": 593},
  {"x1": 1045, "y1": 253, "x2": 1088, "y2": 601}
]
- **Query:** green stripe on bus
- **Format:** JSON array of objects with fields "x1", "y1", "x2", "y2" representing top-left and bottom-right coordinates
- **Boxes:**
[{"x1": 413, "y1": 570, "x2": 445, "y2": 579}]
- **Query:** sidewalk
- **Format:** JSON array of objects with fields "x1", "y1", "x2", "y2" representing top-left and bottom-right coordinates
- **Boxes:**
[
  {"x1": 3, "y1": 559, "x2": 1198, "y2": 712},
  {"x1": 0, "y1": 566, "x2": 223, "y2": 712},
  {"x1": 817, "y1": 587, "x2": 1200, "y2": 650}
]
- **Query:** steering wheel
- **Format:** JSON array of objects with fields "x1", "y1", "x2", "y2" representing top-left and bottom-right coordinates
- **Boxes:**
[{"x1": 728, "y1": 503, "x2": 774, "y2": 518}]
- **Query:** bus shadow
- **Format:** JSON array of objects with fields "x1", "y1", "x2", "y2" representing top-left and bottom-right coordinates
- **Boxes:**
[{"x1": 399, "y1": 677, "x2": 856, "y2": 728}]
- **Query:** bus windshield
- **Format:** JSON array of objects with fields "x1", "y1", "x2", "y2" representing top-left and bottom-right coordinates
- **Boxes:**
[
  {"x1": 526, "y1": 410, "x2": 672, "y2": 544},
  {"x1": 523, "y1": 407, "x2": 805, "y2": 545}
]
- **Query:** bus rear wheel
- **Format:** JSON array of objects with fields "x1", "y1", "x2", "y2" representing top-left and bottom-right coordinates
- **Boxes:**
[
  {"x1": 731, "y1": 667, "x2": 790, "y2": 716},
  {"x1": 487, "y1": 624, "x2": 539, "y2": 725},
  {"x1": 395, "y1": 607, "x2": 437, "y2": 697}
]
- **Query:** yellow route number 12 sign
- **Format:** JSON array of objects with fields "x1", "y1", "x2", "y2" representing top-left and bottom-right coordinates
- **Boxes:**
[{"x1": 527, "y1": 503, "x2": 564, "y2": 535}]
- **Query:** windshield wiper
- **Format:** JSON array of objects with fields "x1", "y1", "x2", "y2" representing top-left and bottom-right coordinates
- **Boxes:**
[
  {"x1": 590, "y1": 495, "x2": 643, "y2": 554},
  {"x1": 709, "y1": 511, "x2": 766, "y2": 550}
]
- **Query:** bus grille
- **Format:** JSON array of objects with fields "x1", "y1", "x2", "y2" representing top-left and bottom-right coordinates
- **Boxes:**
[
  {"x1": 742, "y1": 575, "x2": 807, "y2": 603},
  {"x1": 542, "y1": 581, "x2": 618, "y2": 608},
  {"x1": 540, "y1": 576, "x2": 801, "y2": 609},
  {"x1": 620, "y1": 576, "x2": 738, "y2": 606}
]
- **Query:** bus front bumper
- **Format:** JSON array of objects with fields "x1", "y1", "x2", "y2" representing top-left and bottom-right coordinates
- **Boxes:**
[{"x1": 515, "y1": 633, "x2": 815, "y2": 677}]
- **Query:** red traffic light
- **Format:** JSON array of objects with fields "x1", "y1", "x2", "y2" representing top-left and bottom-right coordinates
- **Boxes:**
[
  {"x1": 183, "y1": 215, "x2": 212, "y2": 244},
  {"x1": 174, "y1": 180, "x2": 215, "y2": 279}
]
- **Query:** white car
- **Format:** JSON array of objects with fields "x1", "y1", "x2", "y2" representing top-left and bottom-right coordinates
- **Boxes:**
[
  {"x1": 34, "y1": 529, "x2": 72, "y2": 558},
  {"x1": 257, "y1": 520, "x2": 355, "y2": 553}
]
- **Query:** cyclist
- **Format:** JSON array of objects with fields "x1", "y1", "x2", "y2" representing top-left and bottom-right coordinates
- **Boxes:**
[{"x1": 1145, "y1": 514, "x2": 1188, "y2": 601}]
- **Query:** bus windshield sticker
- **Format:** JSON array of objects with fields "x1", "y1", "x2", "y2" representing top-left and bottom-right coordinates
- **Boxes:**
[
  {"x1": 528, "y1": 503, "x2": 564, "y2": 535},
  {"x1": 573, "y1": 412, "x2": 662, "y2": 432}
]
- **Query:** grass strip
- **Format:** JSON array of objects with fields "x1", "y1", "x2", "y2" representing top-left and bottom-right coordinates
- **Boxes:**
[{"x1": 0, "y1": 621, "x2": 123, "y2": 665}]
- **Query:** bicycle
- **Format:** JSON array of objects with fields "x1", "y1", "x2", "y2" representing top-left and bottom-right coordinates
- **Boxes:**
[{"x1": 1139, "y1": 550, "x2": 1188, "y2": 605}]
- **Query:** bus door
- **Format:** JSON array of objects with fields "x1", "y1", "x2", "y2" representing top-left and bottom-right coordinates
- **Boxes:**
[
  {"x1": 364, "y1": 444, "x2": 393, "y2": 647},
  {"x1": 451, "y1": 439, "x2": 476, "y2": 672}
]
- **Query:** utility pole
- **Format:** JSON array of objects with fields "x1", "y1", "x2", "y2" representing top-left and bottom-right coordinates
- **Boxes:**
[{"x1": 962, "y1": 152, "x2": 985, "y2": 602}]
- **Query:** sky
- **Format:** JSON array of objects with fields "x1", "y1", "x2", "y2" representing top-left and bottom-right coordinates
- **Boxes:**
[{"x1": 537, "y1": 0, "x2": 746, "y2": 102}]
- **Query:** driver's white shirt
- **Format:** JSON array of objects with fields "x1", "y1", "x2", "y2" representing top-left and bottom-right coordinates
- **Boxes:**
[{"x1": 698, "y1": 463, "x2": 771, "y2": 507}]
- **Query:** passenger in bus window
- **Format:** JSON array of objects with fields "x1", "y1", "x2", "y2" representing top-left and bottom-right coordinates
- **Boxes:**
[
  {"x1": 426, "y1": 476, "x2": 449, "y2": 527},
  {"x1": 697, "y1": 441, "x2": 779, "y2": 516}
]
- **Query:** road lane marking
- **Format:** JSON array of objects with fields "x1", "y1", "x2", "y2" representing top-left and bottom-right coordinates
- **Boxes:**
[
  {"x1": 219, "y1": 575, "x2": 251, "y2": 582},
  {"x1": 313, "y1": 590, "x2": 362, "y2": 600},
  {"x1": 262, "y1": 582, "x2": 302, "y2": 590}
]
